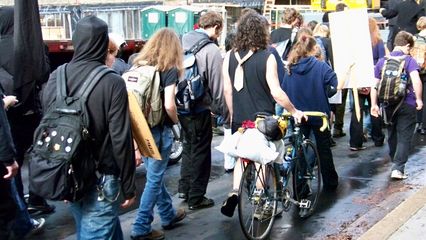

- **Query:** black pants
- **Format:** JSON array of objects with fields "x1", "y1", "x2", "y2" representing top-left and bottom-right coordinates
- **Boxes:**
[
  {"x1": 178, "y1": 110, "x2": 212, "y2": 206},
  {"x1": 333, "y1": 89, "x2": 348, "y2": 133},
  {"x1": 387, "y1": 103, "x2": 417, "y2": 172},
  {"x1": 300, "y1": 125, "x2": 339, "y2": 188},
  {"x1": 416, "y1": 74, "x2": 426, "y2": 127},
  {"x1": 349, "y1": 93, "x2": 384, "y2": 147},
  {"x1": 9, "y1": 112, "x2": 46, "y2": 205}
]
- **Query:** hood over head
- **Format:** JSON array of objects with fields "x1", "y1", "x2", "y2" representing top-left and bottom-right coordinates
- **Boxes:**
[
  {"x1": 290, "y1": 56, "x2": 317, "y2": 75},
  {"x1": 71, "y1": 15, "x2": 108, "y2": 64},
  {"x1": 182, "y1": 30, "x2": 209, "y2": 51},
  {"x1": 0, "y1": 7, "x2": 14, "y2": 37}
]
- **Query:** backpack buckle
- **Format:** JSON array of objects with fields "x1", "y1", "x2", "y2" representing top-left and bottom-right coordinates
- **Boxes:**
[{"x1": 82, "y1": 128, "x2": 89, "y2": 140}]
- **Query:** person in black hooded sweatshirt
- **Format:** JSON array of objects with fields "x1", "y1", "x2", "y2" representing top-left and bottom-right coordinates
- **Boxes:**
[
  {"x1": 0, "y1": 5, "x2": 54, "y2": 215},
  {"x1": 42, "y1": 15, "x2": 136, "y2": 239}
]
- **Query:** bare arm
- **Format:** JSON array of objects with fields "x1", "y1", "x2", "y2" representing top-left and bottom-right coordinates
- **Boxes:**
[
  {"x1": 164, "y1": 84, "x2": 179, "y2": 124},
  {"x1": 266, "y1": 55, "x2": 305, "y2": 122},
  {"x1": 222, "y1": 51, "x2": 233, "y2": 122},
  {"x1": 410, "y1": 70, "x2": 424, "y2": 110},
  {"x1": 370, "y1": 78, "x2": 380, "y2": 117},
  {"x1": 266, "y1": 55, "x2": 295, "y2": 114}
]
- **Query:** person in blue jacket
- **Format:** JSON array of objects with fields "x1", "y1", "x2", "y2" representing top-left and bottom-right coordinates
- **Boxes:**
[{"x1": 281, "y1": 34, "x2": 339, "y2": 192}]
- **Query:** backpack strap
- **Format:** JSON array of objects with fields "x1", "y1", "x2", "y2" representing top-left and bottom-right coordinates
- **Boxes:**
[
  {"x1": 56, "y1": 64, "x2": 67, "y2": 101},
  {"x1": 188, "y1": 38, "x2": 213, "y2": 55},
  {"x1": 79, "y1": 65, "x2": 113, "y2": 100}
]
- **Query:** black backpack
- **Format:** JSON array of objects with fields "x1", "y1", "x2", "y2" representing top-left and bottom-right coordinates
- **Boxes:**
[
  {"x1": 176, "y1": 38, "x2": 213, "y2": 115},
  {"x1": 377, "y1": 56, "x2": 409, "y2": 107},
  {"x1": 29, "y1": 64, "x2": 113, "y2": 202}
]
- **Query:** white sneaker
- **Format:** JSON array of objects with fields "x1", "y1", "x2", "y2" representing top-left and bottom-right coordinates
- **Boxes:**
[
  {"x1": 391, "y1": 170, "x2": 408, "y2": 180},
  {"x1": 29, "y1": 217, "x2": 45, "y2": 235}
]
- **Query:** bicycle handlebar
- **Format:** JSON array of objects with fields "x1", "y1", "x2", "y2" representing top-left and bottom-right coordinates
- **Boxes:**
[{"x1": 280, "y1": 111, "x2": 329, "y2": 132}]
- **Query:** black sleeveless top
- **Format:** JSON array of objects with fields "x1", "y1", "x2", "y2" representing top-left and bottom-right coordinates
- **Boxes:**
[{"x1": 228, "y1": 49, "x2": 275, "y2": 128}]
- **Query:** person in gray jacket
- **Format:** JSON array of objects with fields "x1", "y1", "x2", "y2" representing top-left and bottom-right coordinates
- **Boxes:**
[{"x1": 178, "y1": 11, "x2": 224, "y2": 210}]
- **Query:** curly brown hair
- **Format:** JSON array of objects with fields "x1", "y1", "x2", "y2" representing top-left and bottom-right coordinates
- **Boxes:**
[
  {"x1": 234, "y1": 12, "x2": 269, "y2": 51},
  {"x1": 282, "y1": 8, "x2": 298, "y2": 25},
  {"x1": 133, "y1": 28, "x2": 184, "y2": 77}
]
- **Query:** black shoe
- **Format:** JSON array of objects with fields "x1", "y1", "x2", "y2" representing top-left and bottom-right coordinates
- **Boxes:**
[
  {"x1": 178, "y1": 193, "x2": 188, "y2": 201},
  {"x1": 220, "y1": 194, "x2": 238, "y2": 217},
  {"x1": 374, "y1": 141, "x2": 384, "y2": 147},
  {"x1": 189, "y1": 197, "x2": 214, "y2": 210},
  {"x1": 330, "y1": 138, "x2": 336, "y2": 147},
  {"x1": 27, "y1": 202, "x2": 56, "y2": 215},
  {"x1": 332, "y1": 131, "x2": 346, "y2": 138},
  {"x1": 131, "y1": 229, "x2": 165, "y2": 240},
  {"x1": 162, "y1": 208, "x2": 186, "y2": 230}
]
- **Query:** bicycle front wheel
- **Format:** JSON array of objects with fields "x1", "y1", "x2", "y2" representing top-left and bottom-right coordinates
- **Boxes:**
[
  {"x1": 238, "y1": 162, "x2": 278, "y2": 240},
  {"x1": 293, "y1": 139, "x2": 322, "y2": 218}
]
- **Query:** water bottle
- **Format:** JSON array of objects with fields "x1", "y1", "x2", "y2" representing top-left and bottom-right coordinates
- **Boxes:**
[
  {"x1": 280, "y1": 147, "x2": 292, "y2": 177},
  {"x1": 399, "y1": 73, "x2": 407, "y2": 96}
]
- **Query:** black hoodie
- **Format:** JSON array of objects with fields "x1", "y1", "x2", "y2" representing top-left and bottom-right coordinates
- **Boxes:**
[
  {"x1": 42, "y1": 16, "x2": 136, "y2": 199},
  {"x1": 0, "y1": 7, "x2": 15, "y2": 79}
]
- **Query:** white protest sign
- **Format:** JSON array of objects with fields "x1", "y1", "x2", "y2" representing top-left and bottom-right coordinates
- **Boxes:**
[{"x1": 329, "y1": 9, "x2": 375, "y2": 89}]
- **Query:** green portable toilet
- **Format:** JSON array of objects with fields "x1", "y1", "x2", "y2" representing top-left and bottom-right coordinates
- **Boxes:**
[
  {"x1": 168, "y1": 7, "x2": 194, "y2": 37},
  {"x1": 141, "y1": 6, "x2": 166, "y2": 40}
]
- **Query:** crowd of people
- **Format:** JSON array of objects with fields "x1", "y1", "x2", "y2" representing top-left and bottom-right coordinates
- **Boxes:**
[{"x1": 1, "y1": 1, "x2": 426, "y2": 239}]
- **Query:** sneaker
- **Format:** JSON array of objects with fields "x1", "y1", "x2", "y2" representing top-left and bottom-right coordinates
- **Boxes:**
[
  {"x1": 178, "y1": 193, "x2": 188, "y2": 201},
  {"x1": 391, "y1": 170, "x2": 408, "y2": 180},
  {"x1": 162, "y1": 208, "x2": 186, "y2": 230},
  {"x1": 131, "y1": 229, "x2": 165, "y2": 240},
  {"x1": 188, "y1": 197, "x2": 214, "y2": 210},
  {"x1": 418, "y1": 128, "x2": 426, "y2": 135},
  {"x1": 29, "y1": 218, "x2": 45, "y2": 235},
  {"x1": 27, "y1": 202, "x2": 56, "y2": 215},
  {"x1": 349, "y1": 146, "x2": 366, "y2": 151},
  {"x1": 332, "y1": 131, "x2": 346, "y2": 138}
]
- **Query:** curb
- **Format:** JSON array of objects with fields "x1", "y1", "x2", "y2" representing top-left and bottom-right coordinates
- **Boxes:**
[{"x1": 359, "y1": 186, "x2": 426, "y2": 240}]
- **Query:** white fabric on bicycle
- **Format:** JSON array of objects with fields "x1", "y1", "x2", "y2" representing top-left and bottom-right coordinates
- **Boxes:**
[
  {"x1": 216, "y1": 128, "x2": 284, "y2": 165},
  {"x1": 222, "y1": 127, "x2": 237, "y2": 170}
]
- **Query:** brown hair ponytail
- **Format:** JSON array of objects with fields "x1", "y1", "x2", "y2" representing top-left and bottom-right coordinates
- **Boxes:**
[{"x1": 287, "y1": 34, "x2": 317, "y2": 70}]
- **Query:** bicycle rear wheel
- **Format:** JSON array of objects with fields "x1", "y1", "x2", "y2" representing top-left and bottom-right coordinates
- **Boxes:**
[
  {"x1": 293, "y1": 139, "x2": 321, "y2": 218},
  {"x1": 238, "y1": 162, "x2": 278, "y2": 240}
]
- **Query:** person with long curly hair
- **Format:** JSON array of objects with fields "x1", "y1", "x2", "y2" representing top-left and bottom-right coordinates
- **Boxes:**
[
  {"x1": 131, "y1": 28, "x2": 186, "y2": 240},
  {"x1": 220, "y1": 12, "x2": 304, "y2": 218}
]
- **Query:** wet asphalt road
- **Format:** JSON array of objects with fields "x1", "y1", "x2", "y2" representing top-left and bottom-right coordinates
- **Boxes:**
[{"x1": 24, "y1": 124, "x2": 426, "y2": 240}]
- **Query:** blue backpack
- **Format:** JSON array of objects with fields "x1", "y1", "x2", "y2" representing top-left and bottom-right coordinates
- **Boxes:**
[{"x1": 176, "y1": 38, "x2": 213, "y2": 115}]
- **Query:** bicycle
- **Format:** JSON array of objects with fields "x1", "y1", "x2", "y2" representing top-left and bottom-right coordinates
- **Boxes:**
[{"x1": 237, "y1": 111, "x2": 329, "y2": 240}]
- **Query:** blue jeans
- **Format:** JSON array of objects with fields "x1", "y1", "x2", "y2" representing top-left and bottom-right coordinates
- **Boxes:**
[
  {"x1": 70, "y1": 175, "x2": 123, "y2": 240},
  {"x1": 132, "y1": 126, "x2": 175, "y2": 236},
  {"x1": 10, "y1": 178, "x2": 33, "y2": 238}
]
